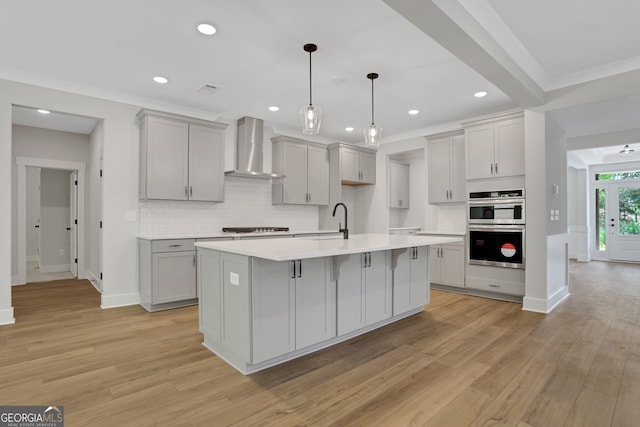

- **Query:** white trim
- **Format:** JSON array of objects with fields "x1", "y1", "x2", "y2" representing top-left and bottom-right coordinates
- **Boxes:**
[
  {"x1": 38, "y1": 264, "x2": 71, "y2": 273},
  {"x1": 16, "y1": 157, "x2": 86, "y2": 286},
  {"x1": 523, "y1": 288, "x2": 570, "y2": 313},
  {"x1": 86, "y1": 270, "x2": 102, "y2": 293},
  {"x1": 0, "y1": 308, "x2": 15, "y2": 325},
  {"x1": 11, "y1": 276, "x2": 20, "y2": 286},
  {"x1": 100, "y1": 292, "x2": 140, "y2": 309}
]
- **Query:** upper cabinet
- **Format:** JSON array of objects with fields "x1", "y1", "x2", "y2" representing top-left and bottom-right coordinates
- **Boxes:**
[
  {"x1": 389, "y1": 160, "x2": 409, "y2": 208},
  {"x1": 463, "y1": 113, "x2": 524, "y2": 180},
  {"x1": 427, "y1": 131, "x2": 465, "y2": 203},
  {"x1": 271, "y1": 136, "x2": 329, "y2": 206},
  {"x1": 138, "y1": 109, "x2": 227, "y2": 201},
  {"x1": 329, "y1": 143, "x2": 376, "y2": 185}
]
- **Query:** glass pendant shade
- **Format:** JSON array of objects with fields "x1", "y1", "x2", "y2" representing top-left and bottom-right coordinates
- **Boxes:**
[
  {"x1": 300, "y1": 104, "x2": 322, "y2": 134},
  {"x1": 364, "y1": 72, "x2": 381, "y2": 148},
  {"x1": 364, "y1": 124, "x2": 382, "y2": 148},
  {"x1": 620, "y1": 144, "x2": 634, "y2": 155},
  {"x1": 301, "y1": 43, "x2": 321, "y2": 134}
]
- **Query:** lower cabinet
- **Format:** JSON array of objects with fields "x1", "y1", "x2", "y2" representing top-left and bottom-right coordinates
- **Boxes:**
[
  {"x1": 429, "y1": 242, "x2": 465, "y2": 288},
  {"x1": 251, "y1": 257, "x2": 336, "y2": 364},
  {"x1": 335, "y1": 251, "x2": 392, "y2": 335},
  {"x1": 392, "y1": 246, "x2": 429, "y2": 315},
  {"x1": 138, "y1": 238, "x2": 198, "y2": 311}
]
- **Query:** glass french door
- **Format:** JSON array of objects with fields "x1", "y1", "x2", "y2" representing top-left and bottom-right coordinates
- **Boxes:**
[{"x1": 609, "y1": 181, "x2": 640, "y2": 261}]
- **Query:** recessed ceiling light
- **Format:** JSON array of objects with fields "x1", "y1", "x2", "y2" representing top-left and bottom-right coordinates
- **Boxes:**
[
  {"x1": 197, "y1": 23, "x2": 217, "y2": 35},
  {"x1": 153, "y1": 76, "x2": 168, "y2": 84},
  {"x1": 36, "y1": 109, "x2": 50, "y2": 114},
  {"x1": 268, "y1": 106, "x2": 279, "y2": 112},
  {"x1": 474, "y1": 91, "x2": 488, "y2": 98},
  {"x1": 345, "y1": 127, "x2": 354, "y2": 132},
  {"x1": 408, "y1": 109, "x2": 419, "y2": 115}
]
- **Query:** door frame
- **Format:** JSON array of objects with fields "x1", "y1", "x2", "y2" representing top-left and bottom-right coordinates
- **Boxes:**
[
  {"x1": 16, "y1": 157, "x2": 86, "y2": 285},
  {"x1": 609, "y1": 179, "x2": 640, "y2": 261}
]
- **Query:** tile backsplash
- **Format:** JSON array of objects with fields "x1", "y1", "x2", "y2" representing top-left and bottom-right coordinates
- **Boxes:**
[{"x1": 139, "y1": 177, "x2": 319, "y2": 235}]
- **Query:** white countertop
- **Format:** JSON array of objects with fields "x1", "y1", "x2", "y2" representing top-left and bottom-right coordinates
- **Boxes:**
[
  {"x1": 195, "y1": 233, "x2": 462, "y2": 261},
  {"x1": 138, "y1": 229, "x2": 341, "y2": 240}
]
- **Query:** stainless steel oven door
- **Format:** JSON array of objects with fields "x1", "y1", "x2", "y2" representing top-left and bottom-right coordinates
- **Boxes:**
[
  {"x1": 468, "y1": 224, "x2": 525, "y2": 269},
  {"x1": 468, "y1": 198, "x2": 525, "y2": 225}
]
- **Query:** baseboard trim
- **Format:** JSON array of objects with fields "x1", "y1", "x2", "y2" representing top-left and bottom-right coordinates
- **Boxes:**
[
  {"x1": 11, "y1": 275, "x2": 21, "y2": 286},
  {"x1": 522, "y1": 287, "x2": 570, "y2": 314},
  {"x1": 86, "y1": 270, "x2": 102, "y2": 293},
  {"x1": 0, "y1": 307, "x2": 15, "y2": 325},
  {"x1": 101, "y1": 292, "x2": 140, "y2": 309},
  {"x1": 39, "y1": 264, "x2": 71, "y2": 274}
]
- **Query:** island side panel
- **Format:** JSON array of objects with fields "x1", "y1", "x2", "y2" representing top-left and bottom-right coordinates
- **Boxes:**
[
  {"x1": 413, "y1": 246, "x2": 430, "y2": 306},
  {"x1": 198, "y1": 248, "x2": 221, "y2": 341},
  {"x1": 364, "y1": 250, "x2": 393, "y2": 326},
  {"x1": 220, "y1": 252, "x2": 252, "y2": 362},
  {"x1": 391, "y1": 247, "x2": 412, "y2": 315}
]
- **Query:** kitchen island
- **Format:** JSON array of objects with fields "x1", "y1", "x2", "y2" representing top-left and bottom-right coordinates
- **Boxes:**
[{"x1": 195, "y1": 233, "x2": 461, "y2": 374}]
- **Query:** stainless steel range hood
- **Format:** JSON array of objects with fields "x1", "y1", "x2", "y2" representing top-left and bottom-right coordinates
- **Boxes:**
[{"x1": 225, "y1": 116, "x2": 284, "y2": 179}]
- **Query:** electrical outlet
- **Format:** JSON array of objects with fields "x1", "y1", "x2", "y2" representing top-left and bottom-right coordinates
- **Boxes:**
[{"x1": 124, "y1": 210, "x2": 137, "y2": 222}]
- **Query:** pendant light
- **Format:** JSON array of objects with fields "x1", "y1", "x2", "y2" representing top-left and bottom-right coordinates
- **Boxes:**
[
  {"x1": 300, "y1": 43, "x2": 321, "y2": 134},
  {"x1": 364, "y1": 72, "x2": 382, "y2": 148},
  {"x1": 620, "y1": 144, "x2": 635, "y2": 155}
]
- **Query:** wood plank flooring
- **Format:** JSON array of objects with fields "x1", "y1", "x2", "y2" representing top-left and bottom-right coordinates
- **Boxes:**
[{"x1": 1, "y1": 260, "x2": 639, "y2": 426}]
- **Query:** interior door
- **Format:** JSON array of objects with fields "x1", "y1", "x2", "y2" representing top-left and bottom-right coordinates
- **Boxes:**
[
  {"x1": 69, "y1": 171, "x2": 78, "y2": 277},
  {"x1": 609, "y1": 181, "x2": 640, "y2": 261}
]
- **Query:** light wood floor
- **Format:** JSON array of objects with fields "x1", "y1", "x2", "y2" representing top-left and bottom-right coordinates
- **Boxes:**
[{"x1": 2, "y1": 261, "x2": 639, "y2": 426}]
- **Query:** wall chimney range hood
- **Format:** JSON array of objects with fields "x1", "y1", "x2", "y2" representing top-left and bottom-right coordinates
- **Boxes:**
[{"x1": 225, "y1": 116, "x2": 284, "y2": 179}]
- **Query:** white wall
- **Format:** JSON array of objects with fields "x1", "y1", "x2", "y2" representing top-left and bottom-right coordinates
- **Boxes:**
[
  {"x1": 11, "y1": 125, "x2": 90, "y2": 279},
  {"x1": 39, "y1": 169, "x2": 71, "y2": 272},
  {"x1": 25, "y1": 167, "x2": 40, "y2": 261}
]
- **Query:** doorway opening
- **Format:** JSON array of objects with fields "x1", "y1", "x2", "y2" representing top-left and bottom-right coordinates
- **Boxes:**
[
  {"x1": 593, "y1": 170, "x2": 640, "y2": 262},
  {"x1": 25, "y1": 166, "x2": 79, "y2": 283},
  {"x1": 17, "y1": 158, "x2": 87, "y2": 285}
]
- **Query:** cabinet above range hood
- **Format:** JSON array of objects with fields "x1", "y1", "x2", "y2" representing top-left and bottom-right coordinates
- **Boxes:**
[{"x1": 225, "y1": 116, "x2": 284, "y2": 179}]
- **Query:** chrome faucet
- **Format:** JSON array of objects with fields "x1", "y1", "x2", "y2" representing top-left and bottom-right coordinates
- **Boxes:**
[{"x1": 332, "y1": 202, "x2": 349, "y2": 239}]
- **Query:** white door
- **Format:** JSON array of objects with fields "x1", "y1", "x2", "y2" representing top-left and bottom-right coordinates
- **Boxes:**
[
  {"x1": 610, "y1": 181, "x2": 640, "y2": 261},
  {"x1": 69, "y1": 171, "x2": 78, "y2": 277}
]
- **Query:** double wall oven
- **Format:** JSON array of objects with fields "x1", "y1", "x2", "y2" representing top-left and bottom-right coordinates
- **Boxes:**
[{"x1": 468, "y1": 189, "x2": 525, "y2": 269}]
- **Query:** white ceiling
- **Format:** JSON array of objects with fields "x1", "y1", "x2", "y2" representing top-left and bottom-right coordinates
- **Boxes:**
[{"x1": 2, "y1": 0, "x2": 640, "y2": 152}]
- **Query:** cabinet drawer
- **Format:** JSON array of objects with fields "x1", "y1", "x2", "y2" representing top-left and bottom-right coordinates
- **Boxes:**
[
  {"x1": 466, "y1": 275, "x2": 524, "y2": 296},
  {"x1": 151, "y1": 239, "x2": 195, "y2": 253}
]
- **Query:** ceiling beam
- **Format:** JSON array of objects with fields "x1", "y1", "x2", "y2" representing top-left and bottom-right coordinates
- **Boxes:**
[
  {"x1": 566, "y1": 128, "x2": 640, "y2": 150},
  {"x1": 382, "y1": 0, "x2": 545, "y2": 108}
]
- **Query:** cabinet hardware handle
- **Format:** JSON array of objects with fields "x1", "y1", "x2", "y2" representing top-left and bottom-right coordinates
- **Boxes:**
[
  {"x1": 489, "y1": 284, "x2": 500, "y2": 288},
  {"x1": 291, "y1": 260, "x2": 296, "y2": 278},
  {"x1": 367, "y1": 252, "x2": 372, "y2": 267},
  {"x1": 490, "y1": 163, "x2": 494, "y2": 175},
  {"x1": 297, "y1": 259, "x2": 302, "y2": 278},
  {"x1": 193, "y1": 254, "x2": 196, "y2": 266},
  {"x1": 190, "y1": 186, "x2": 193, "y2": 197},
  {"x1": 169, "y1": 244, "x2": 182, "y2": 247},
  {"x1": 184, "y1": 186, "x2": 188, "y2": 197},
  {"x1": 362, "y1": 253, "x2": 367, "y2": 268},
  {"x1": 495, "y1": 163, "x2": 498, "y2": 174}
]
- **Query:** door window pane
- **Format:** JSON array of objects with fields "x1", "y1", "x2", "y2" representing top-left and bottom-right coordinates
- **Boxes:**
[
  {"x1": 618, "y1": 187, "x2": 640, "y2": 236},
  {"x1": 596, "y1": 188, "x2": 606, "y2": 250}
]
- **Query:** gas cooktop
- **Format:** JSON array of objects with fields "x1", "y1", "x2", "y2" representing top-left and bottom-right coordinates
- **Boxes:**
[{"x1": 222, "y1": 227, "x2": 290, "y2": 234}]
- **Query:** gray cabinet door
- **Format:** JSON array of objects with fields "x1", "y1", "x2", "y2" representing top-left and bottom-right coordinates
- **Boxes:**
[
  {"x1": 146, "y1": 117, "x2": 189, "y2": 200},
  {"x1": 440, "y1": 244, "x2": 465, "y2": 288},
  {"x1": 306, "y1": 145, "x2": 329, "y2": 205},
  {"x1": 364, "y1": 250, "x2": 392, "y2": 325},
  {"x1": 359, "y1": 151, "x2": 376, "y2": 184},
  {"x1": 495, "y1": 117, "x2": 525, "y2": 177},
  {"x1": 336, "y1": 253, "x2": 365, "y2": 335},
  {"x1": 428, "y1": 136, "x2": 452, "y2": 203},
  {"x1": 340, "y1": 148, "x2": 360, "y2": 182},
  {"x1": 281, "y1": 142, "x2": 308, "y2": 205},
  {"x1": 466, "y1": 124, "x2": 495, "y2": 180},
  {"x1": 390, "y1": 161, "x2": 409, "y2": 208},
  {"x1": 295, "y1": 257, "x2": 336, "y2": 349},
  {"x1": 151, "y1": 251, "x2": 196, "y2": 304},
  {"x1": 188, "y1": 124, "x2": 224, "y2": 202},
  {"x1": 251, "y1": 258, "x2": 295, "y2": 363},
  {"x1": 449, "y1": 134, "x2": 466, "y2": 202},
  {"x1": 411, "y1": 246, "x2": 430, "y2": 307}
]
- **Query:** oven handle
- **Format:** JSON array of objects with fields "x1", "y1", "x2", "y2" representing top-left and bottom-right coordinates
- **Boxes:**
[
  {"x1": 468, "y1": 224, "x2": 525, "y2": 231},
  {"x1": 468, "y1": 198, "x2": 525, "y2": 206}
]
